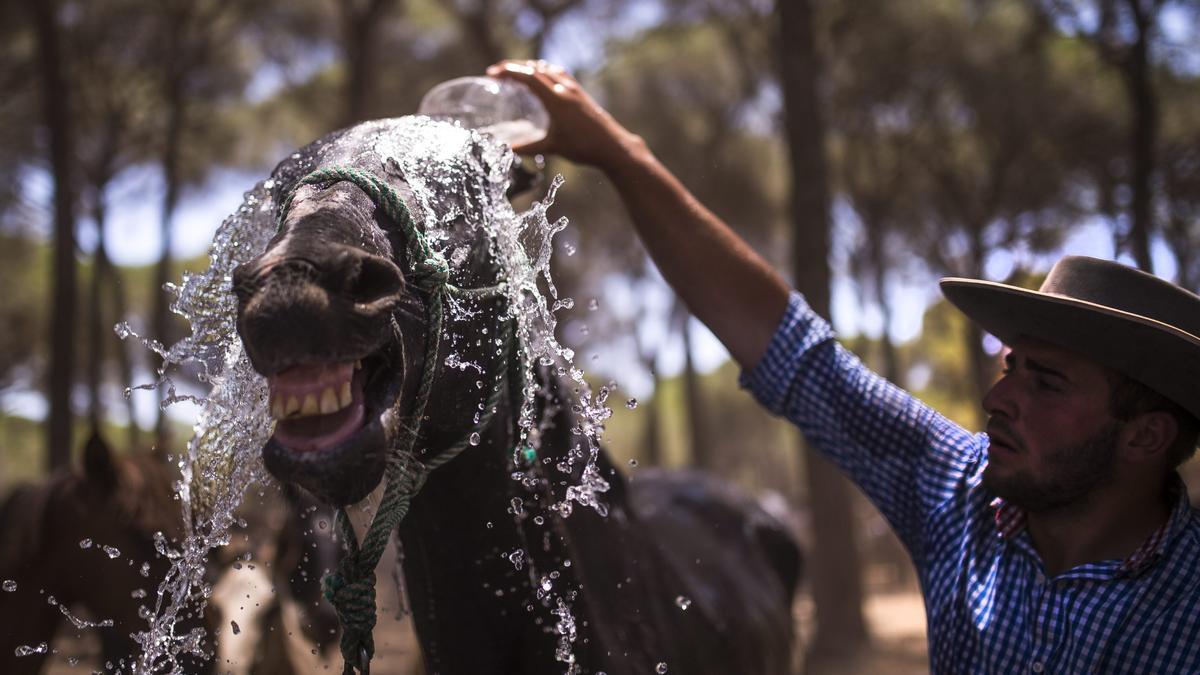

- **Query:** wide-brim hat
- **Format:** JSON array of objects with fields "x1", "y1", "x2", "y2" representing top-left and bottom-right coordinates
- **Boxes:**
[{"x1": 940, "y1": 256, "x2": 1200, "y2": 420}]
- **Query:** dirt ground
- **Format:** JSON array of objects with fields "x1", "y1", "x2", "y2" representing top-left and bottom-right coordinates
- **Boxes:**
[
  {"x1": 41, "y1": 581, "x2": 928, "y2": 674},
  {"x1": 795, "y1": 587, "x2": 929, "y2": 675}
]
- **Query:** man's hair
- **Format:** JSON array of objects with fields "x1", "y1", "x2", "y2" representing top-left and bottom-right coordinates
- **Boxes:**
[{"x1": 1107, "y1": 371, "x2": 1199, "y2": 468}]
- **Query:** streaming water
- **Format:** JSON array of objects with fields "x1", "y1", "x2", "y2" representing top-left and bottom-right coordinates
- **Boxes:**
[{"x1": 119, "y1": 117, "x2": 614, "y2": 673}]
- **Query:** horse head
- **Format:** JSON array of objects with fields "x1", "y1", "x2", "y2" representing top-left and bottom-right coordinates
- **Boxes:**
[
  {"x1": 234, "y1": 118, "x2": 520, "y2": 508},
  {"x1": 0, "y1": 433, "x2": 214, "y2": 673}
]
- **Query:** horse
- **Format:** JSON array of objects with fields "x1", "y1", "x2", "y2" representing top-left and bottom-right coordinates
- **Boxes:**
[
  {"x1": 0, "y1": 432, "x2": 217, "y2": 674},
  {"x1": 232, "y1": 116, "x2": 801, "y2": 674}
]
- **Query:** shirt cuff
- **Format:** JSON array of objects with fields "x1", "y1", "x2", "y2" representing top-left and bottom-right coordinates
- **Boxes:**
[{"x1": 739, "y1": 291, "x2": 836, "y2": 416}]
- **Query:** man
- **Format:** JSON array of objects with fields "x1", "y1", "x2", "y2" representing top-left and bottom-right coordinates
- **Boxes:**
[{"x1": 489, "y1": 60, "x2": 1200, "y2": 673}]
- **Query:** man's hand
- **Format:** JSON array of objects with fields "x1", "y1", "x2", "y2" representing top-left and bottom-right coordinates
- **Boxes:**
[{"x1": 487, "y1": 60, "x2": 645, "y2": 175}]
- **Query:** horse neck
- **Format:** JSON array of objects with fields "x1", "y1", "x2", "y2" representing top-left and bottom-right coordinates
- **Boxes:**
[{"x1": 393, "y1": 365, "x2": 642, "y2": 672}]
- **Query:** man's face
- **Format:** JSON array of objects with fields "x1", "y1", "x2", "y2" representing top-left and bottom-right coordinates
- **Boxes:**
[{"x1": 981, "y1": 336, "x2": 1121, "y2": 513}]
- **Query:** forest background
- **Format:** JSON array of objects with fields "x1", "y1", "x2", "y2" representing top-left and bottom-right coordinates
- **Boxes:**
[{"x1": 2, "y1": 0, "x2": 1199, "y2": 670}]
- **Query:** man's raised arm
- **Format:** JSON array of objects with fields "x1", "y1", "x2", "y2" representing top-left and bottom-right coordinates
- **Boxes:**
[{"x1": 489, "y1": 60, "x2": 791, "y2": 370}]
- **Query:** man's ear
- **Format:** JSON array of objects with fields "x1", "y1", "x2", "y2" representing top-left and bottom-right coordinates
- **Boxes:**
[{"x1": 1119, "y1": 411, "x2": 1178, "y2": 463}]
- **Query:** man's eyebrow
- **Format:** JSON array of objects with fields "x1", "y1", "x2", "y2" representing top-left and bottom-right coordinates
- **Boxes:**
[{"x1": 1025, "y1": 356, "x2": 1069, "y2": 381}]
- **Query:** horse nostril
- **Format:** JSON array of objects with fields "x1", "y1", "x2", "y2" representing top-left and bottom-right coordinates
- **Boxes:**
[
  {"x1": 231, "y1": 261, "x2": 261, "y2": 304},
  {"x1": 340, "y1": 251, "x2": 404, "y2": 305}
]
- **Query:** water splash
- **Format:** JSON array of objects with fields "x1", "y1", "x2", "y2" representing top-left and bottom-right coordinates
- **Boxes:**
[
  {"x1": 118, "y1": 179, "x2": 277, "y2": 674},
  {"x1": 48, "y1": 595, "x2": 115, "y2": 630},
  {"x1": 121, "y1": 117, "x2": 615, "y2": 672}
]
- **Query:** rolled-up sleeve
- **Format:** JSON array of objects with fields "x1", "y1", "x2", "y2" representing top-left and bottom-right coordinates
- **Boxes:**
[{"x1": 741, "y1": 292, "x2": 986, "y2": 565}]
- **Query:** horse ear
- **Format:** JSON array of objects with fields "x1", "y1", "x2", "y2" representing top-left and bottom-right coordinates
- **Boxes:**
[{"x1": 83, "y1": 430, "x2": 119, "y2": 495}]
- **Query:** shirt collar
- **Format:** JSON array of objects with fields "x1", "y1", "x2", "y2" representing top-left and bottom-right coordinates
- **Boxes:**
[{"x1": 990, "y1": 473, "x2": 1191, "y2": 577}]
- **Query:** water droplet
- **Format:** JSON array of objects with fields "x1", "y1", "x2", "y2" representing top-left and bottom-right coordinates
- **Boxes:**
[
  {"x1": 67, "y1": 656, "x2": 79, "y2": 666},
  {"x1": 317, "y1": 520, "x2": 328, "y2": 530},
  {"x1": 656, "y1": 663, "x2": 668, "y2": 674},
  {"x1": 486, "y1": 521, "x2": 494, "y2": 529},
  {"x1": 2, "y1": 580, "x2": 16, "y2": 592},
  {"x1": 131, "y1": 589, "x2": 147, "y2": 599},
  {"x1": 79, "y1": 539, "x2": 92, "y2": 549},
  {"x1": 103, "y1": 545, "x2": 121, "y2": 559},
  {"x1": 675, "y1": 596, "x2": 691, "y2": 610},
  {"x1": 230, "y1": 620, "x2": 241, "y2": 635},
  {"x1": 469, "y1": 432, "x2": 481, "y2": 446},
  {"x1": 628, "y1": 459, "x2": 638, "y2": 467},
  {"x1": 588, "y1": 298, "x2": 599, "y2": 311},
  {"x1": 14, "y1": 642, "x2": 48, "y2": 657},
  {"x1": 626, "y1": 398, "x2": 638, "y2": 410}
]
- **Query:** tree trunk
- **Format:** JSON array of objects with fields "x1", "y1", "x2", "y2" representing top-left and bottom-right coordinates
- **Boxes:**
[
  {"x1": 640, "y1": 389, "x2": 663, "y2": 467},
  {"x1": 339, "y1": 0, "x2": 395, "y2": 127},
  {"x1": 109, "y1": 262, "x2": 140, "y2": 451},
  {"x1": 1122, "y1": 4, "x2": 1156, "y2": 273},
  {"x1": 90, "y1": 179, "x2": 140, "y2": 449},
  {"x1": 777, "y1": 0, "x2": 870, "y2": 662},
  {"x1": 963, "y1": 230, "x2": 993, "y2": 429},
  {"x1": 446, "y1": 0, "x2": 505, "y2": 68},
  {"x1": 85, "y1": 113, "x2": 122, "y2": 431},
  {"x1": 637, "y1": 320, "x2": 665, "y2": 467},
  {"x1": 87, "y1": 199, "x2": 107, "y2": 427},
  {"x1": 153, "y1": 76, "x2": 185, "y2": 452},
  {"x1": 674, "y1": 299, "x2": 713, "y2": 470},
  {"x1": 32, "y1": 0, "x2": 77, "y2": 470},
  {"x1": 866, "y1": 223, "x2": 901, "y2": 385}
]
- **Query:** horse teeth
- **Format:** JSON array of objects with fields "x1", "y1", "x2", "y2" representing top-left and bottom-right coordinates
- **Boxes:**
[
  {"x1": 285, "y1": 395, "x2": 301, "y2": 417},
  {"x1": 320, "y1": 387, "x2": 339, "y2": 414},
  {"x1": 270, "y1": 395, "x2": 285, "y2": 420},
  {"x1": 340, "y1": 382, "x2": 352, "y2": 407},
  {"x1": 301, "y1": 393, "x2": 319, "y2": 417}
]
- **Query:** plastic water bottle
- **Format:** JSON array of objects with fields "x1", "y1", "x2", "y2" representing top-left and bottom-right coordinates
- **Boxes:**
[{"x1": 418, "y1": 76, "x2": 549, "y2": 146}]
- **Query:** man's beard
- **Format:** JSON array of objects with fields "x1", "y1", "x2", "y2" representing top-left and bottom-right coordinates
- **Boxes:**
[{"x1": 983, "y1": 420, "x2": 1121, "y2": 513}]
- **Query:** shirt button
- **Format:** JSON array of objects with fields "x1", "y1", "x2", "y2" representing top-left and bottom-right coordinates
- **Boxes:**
[{"x1": 1031, "y1": 661, "x2": 1044, "y2": 673}]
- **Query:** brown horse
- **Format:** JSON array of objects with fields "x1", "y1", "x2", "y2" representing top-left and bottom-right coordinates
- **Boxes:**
[{"x1": 0, "y1": 432, "x2": 216, "y2": 674}]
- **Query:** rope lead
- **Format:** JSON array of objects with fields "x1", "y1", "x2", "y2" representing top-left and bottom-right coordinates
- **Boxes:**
[{"x1": 277, "y1": 166, "x2": 516, "y2": 675}]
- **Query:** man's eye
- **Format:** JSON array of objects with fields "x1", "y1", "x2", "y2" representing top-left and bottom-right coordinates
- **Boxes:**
[{"x1": 1035, "y1": 377, "x2": 1061, "y2": 392}]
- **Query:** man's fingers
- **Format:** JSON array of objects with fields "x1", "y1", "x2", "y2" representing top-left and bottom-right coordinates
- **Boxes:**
[{"x1": 488, "y1": 60, "x2": 575, "y2": 95}]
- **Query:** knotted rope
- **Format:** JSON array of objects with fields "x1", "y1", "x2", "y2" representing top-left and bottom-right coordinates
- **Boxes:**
[{"x1": 277, "y1": 166, "x2": 519, "y2": 675}]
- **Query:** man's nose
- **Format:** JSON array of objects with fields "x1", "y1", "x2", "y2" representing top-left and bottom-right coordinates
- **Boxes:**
[{"x1": 982, "y1": 370, "x2": 1018, "y2": 421}]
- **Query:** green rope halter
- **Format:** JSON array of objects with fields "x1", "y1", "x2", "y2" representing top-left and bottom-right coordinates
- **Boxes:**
[{"x1": 276, "y1": 166, "x2": 519, "y2": 675}]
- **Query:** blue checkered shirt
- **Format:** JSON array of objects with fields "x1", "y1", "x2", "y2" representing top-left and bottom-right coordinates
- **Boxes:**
[{"x1": 741, "y1": 293, "x2": 1200, "y2": 674}]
